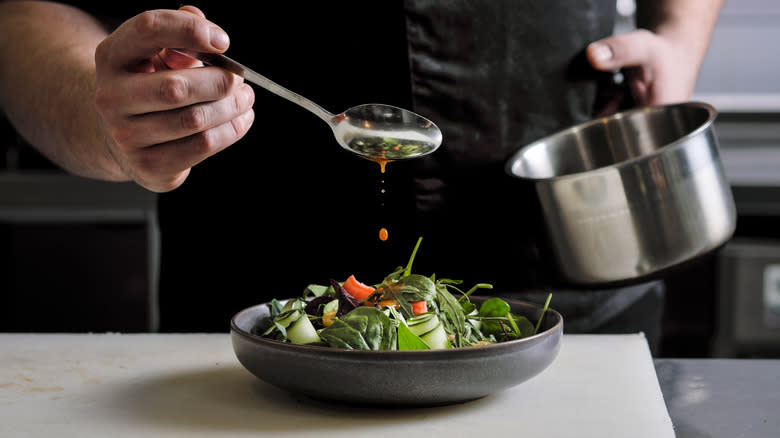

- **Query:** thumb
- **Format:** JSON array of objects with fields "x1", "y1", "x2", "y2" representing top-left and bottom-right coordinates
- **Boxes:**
[{"x1": 586, "y1": 29, "x2": 656, "y2": 72}]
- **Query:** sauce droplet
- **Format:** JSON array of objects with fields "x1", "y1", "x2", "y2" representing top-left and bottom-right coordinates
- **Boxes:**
[{"x1": 373, "y1": 159, "x2": 390, "y2": 241}]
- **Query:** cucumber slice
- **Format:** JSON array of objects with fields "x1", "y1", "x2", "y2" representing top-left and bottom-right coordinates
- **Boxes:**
[
  {"x1": 419, "y1": 321, "x2": 450, "y2": 350},
  {"x1": 287, "y1": 313, "x2": 321, "y2": 345},
  {"x1": 407, "y1": 313, "x2": 450, "y2": 349},
  {"x1": 275, "y1": 310, "x2": 302, "y2": 328},
  {"x1": 406, "y1": 313, "x2": 438, "y2": 337}
]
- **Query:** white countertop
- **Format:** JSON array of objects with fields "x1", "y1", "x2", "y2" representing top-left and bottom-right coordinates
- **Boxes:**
[{"x1": 0, "y1": 333, "x2": 673, "y2": 438}]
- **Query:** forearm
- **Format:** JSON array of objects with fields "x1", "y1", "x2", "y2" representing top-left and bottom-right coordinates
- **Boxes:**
[
  {"x1": 0, "y1": 1, "x2": 127, "y2": 181},
  {"x1": 636, "y1": 0, "x2": 723, "y2": 69}
]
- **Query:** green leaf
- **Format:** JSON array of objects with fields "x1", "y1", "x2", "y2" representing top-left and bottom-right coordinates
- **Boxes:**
[
  {"x1": 397, "y1": 322, "x2": 430, "y2": 350},
  {"x1": 477, "y1": 298, "x2": 526, "y2": 341},
  {"x1": 436, "y1": 278, "x2": 463, "y2": 286},
  {"x1": 319, "y1": 306, "x2": 397, "y2": 350},
  {"x1": 268, "y1": 299, "x2": 284, "y2": 318},
  {"x1": 533, "y1": 293, "x2": 553, "y2": 335},
  {"x1": 459, "y1": 283, "x2": 493, "y2": 302},
  {"x1": 281, "y1": 298, "x2": 306, "y2": 312},
  {"x1": 396, "y1": 274, "x2": 437, "y2": 301},
  {"x1": 514, "y1": 315, "x2": 536, "y2": 337},
  {"x1": 273, "y1": 322, "x2": 288, "y2": 338},
  {"x1": 434, "y1": 282, "x2": 468, "y2": 348},
  {"x1": 318, "y1": 319, "x2": 370, "y2": 350},
  {"x1": 461, "y1": 301, "x2": 477, "y2": 315},
  {"x1": 380, "y1": 265, "x2": 405, "y2": 284},
  {"x1": 403, "y1": 237, "x2": 423, "y2": 277},
  {"x1": 303, "y1": 284, "x2": 330, "y2": 298},
  {"x1": 477, "y1": 297, "x2": 511, "y2": 318},
  {"x1": 370, "y1": 273, "x2": 437, "y2": 319}
]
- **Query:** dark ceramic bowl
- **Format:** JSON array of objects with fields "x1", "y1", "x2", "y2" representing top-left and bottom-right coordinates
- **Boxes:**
[{"x1": 231, "y1": 296, "x2": 563, "y2": 406}]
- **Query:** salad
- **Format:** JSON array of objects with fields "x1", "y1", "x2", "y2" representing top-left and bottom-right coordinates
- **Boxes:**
[{"x1": 256, "y1": 237, "x2": 552, "y2": 351}]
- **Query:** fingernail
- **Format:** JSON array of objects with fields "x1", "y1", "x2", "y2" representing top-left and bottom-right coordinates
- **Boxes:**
[
  {"x1": 242, "y1": 84, "x2": 255, "y2": 102},
  {"x1": 210, "y1": 26, "x2": 229, "y2": 50},
  {"x1": 590, "y1": 43, "x2": 613, "y2": 63}
]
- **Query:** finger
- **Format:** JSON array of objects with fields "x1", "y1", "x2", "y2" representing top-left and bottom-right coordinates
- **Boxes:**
[
  {"x1": 107, "y1": 9, "x2": 229, "y2": 68},
  {"x1": 118, "y1": 83, "x2": 255, "y2": 148},
  {"x1": 151, "y1": 6, "x2": 209, "y2": 69},
  {"x1": 129, "y1": 109, "x2": 255, "y2": 192},
  {"x1": 158, "y1": 48, "x2": 203, "y2": 70},
  {"x1": 622, "y1": 66, "x2": 653, "y2": 106},
  {"x1": 101, "y1": 66, "x2": 243, "y2": 116},
  {"x1": 586, "y1": 29, "x2": 656, "y2": 72},
  {"x1": 178, "y1": 5, "x2": 206, "y2": 18},
  {"x1": 593, "y1": 92, "x2": 626, "y2": 117}
]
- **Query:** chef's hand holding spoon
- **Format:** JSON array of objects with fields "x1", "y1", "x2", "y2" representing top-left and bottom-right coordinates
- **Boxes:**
[
  {"x1": 95, "y1": 5, "x2": 441, "y2": 194},
  {"x1": 94, "y1": 5, "x2": 255, "y2": 193}
]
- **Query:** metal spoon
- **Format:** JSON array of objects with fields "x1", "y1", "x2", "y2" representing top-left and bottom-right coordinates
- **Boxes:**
[{"x1": 171, "y1": 49, "x2": 442, "y2": 161}]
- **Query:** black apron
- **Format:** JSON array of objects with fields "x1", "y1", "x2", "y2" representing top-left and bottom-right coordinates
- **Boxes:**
[{"x1": 401, "y1": 0, "x2": 664, "y2": 350}]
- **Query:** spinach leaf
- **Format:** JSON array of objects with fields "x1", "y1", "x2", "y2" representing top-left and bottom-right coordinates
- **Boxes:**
[
  {"x1": 515, "y1": 315, "x2": 536, "y2": 337},
  {"x1": 319, "y1": 320, "x2": 370, "y2": 350},
  {"x1": 477, "y1": 297, "x2": 533, "y2": 342},
  {"x1": 303, "y1": 284, "x2": 331, "y2": 299},
  {"x1": 478, "y1": 297, "x2": 511, "y2": 317},
  {"x1": 396, "y1": 274, "x2": 437, "y2": 301},
  {"x1": 319, "y1": 306, "x2": 397, "y2": 350},
  {"x1": 397, "y1": 322, "x2": 430, "y2": 350}
]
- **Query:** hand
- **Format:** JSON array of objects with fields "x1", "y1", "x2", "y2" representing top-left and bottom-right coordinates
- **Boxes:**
[
  {"x1": 586, "y1": 29, "x2": 699, "y2": 114},
  {"x1": 94, "y1": 6, "x2": 255, "y2": 192}
]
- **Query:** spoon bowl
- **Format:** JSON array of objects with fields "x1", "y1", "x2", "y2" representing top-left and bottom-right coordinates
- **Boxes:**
[
  {"x1": 173, "y1": 49, "x2": 442, "y2": 161},
  {"x1": 333, "y1": 104, "x2": 442, "y2": 160}
]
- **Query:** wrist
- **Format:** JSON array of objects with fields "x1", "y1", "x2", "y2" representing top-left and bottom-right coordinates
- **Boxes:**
[{"x1": 636, "y1": 1, "x2": 723, "y2": 68}]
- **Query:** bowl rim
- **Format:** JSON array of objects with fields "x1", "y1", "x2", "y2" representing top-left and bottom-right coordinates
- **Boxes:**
[
  {"x1": 230, "y1": 296, "x2": 563, "y2": 358},
  {"x1": 505, "y1": 101, "x2": 718, "y2": 182}
]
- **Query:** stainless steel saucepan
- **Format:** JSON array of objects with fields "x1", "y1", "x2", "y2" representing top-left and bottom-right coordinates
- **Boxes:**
[{"x1": 506, "y1": 102, "x2": 736, "y2": 286}]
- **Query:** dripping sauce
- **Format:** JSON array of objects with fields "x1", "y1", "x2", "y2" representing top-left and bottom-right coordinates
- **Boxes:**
[{"x1": 372, "y1": 158, "x2": 390, "y2": 241}]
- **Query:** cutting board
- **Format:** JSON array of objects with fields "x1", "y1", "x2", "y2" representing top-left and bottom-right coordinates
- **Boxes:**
[{"x1": 0, "y1": 333, "x2": 673, "y2": 437}]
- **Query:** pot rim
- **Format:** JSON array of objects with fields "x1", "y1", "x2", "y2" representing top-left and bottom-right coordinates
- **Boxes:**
[{"x1": 505, "y1": 101, "x2": 718, "y2": 183}]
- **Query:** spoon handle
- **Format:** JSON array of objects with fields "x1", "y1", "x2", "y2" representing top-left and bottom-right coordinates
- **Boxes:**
[{"x1": 170, "y1": 49, "x2": 335, "y2": 123}]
